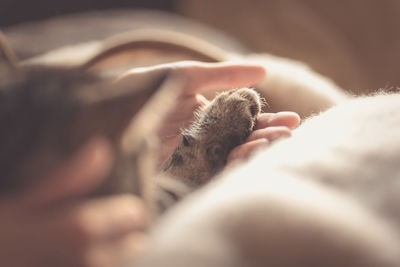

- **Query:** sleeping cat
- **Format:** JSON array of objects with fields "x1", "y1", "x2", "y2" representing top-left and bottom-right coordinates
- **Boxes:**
[{"x1": 136, "y1": 92, "x2": 400, "y2": 266}]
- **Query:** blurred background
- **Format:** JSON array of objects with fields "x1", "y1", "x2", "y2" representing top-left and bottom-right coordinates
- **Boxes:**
[
  {"x1": 1, "y1": 0, "x2": 399, "y2": 93},
  {"x1": 0, "y1": 0, "x2": 174, "y2": 26}
]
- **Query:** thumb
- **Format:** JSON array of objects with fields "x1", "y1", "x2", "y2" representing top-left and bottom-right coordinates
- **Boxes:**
[{"x1": 23, "y1": 137, "x2": 113, "y2": 208}]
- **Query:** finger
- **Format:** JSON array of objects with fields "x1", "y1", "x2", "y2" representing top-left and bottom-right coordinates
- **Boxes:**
[
  {"x1": 247, "y1": 126, "x2": 292, "y2": 143},
  {"x1": 66, "y1": 195, "x2": 148, "y2": 246},
  {"x1": 117, "y1": 232, "x2": 149, "y2": 259},
  {"x1": 255, "y1": 112, "x2": 301, "y2": 130},
  {"x1": 119, "y1": 61, "x2": 266, "y2": 96},
  {"x1": 226, "y1": 139, "x2": 269, "y2": 166},
  {"x1": 86, "y1": 232, "x2": 148, "y2": 267},
  {"x1": 178, "y1": 61, "x2": 266, "y2": 95},
  {"x1": 24, "y1": 137, "x2": 113, "y2": 207}
]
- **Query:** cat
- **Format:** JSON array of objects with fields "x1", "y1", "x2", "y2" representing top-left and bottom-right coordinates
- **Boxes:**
[{"x1": 136, "y1": 92, "x2": 400, "y2": 266}]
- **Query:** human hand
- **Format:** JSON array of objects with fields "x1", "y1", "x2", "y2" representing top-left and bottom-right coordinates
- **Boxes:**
[
  {"x1": 0, "y1": 138, "x2": 149, "y2": 267},
  {"x1": 226, "y1": 111, "x2": 300, "y2": 165},
  {"x1": 119, "y1": 61, "x2": 300, "y2": 167},
  {"x1": 118, "y1": 61, "x2": 268, "y2": 164}
]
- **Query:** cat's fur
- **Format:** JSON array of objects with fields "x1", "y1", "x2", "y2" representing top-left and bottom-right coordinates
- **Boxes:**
[
  {"x1": 129, "y1": 54, "x2": 399, "y2": 267},
  {"x1": 163, "y1": 88, "x2": 261, "y2": 188},
  {"x1": 136, "y1": 93, "x2": 400, "y2": 266}
]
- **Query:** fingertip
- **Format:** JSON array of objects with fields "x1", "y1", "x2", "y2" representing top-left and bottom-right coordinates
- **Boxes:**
[
  {"x1": 108, "y1": 195, "x2": 150, "y2": 236},
  {"x1": 247, "y1": 63, "x2": 267, "y2": 80},
  {"x1": 123, "y1": 195, "x2": 150, "y2": 231},
  {"x1": 276, "y1": 111, "x2": 301, "y2": 129},
  {"x1": 257, "y1": 111, "x2": 301, "y2": 129},
  {"x1": 227, "y1": 61, "x2": 266, "y2": 81},
  {"x1": 229, "y1": 62, "x2": 267, "y2": 86}
]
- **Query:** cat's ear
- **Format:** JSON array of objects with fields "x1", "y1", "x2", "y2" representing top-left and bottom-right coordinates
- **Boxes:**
[
  {"x1": 68, "y1": 69, "x2": 180, "y2": 148},
  {"x1": 0, "y1": 31, "x2": 17, "y2": 70}
]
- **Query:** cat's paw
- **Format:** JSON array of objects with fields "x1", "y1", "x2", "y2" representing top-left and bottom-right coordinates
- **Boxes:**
[
  {"x1": 163, "y1": 88, "x2": 262, "y2": 187},
  {"x1": 197, "y1": 88, "x2": 261, "y2": 141},
  {"x1": 211, "y1": 88, "x2": 262, "y2": 131}
]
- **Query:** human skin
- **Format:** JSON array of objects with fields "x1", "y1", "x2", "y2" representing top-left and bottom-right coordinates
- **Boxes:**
[
  {"x1": 0, "y1": 138, "x2": 149, "y2": 267},
  {"x1": 0, "y1": 61, "x2": 299, "y2": 267},
  {"x1": 118, "y1": 61, "x2": 300, "y2": 165}
]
